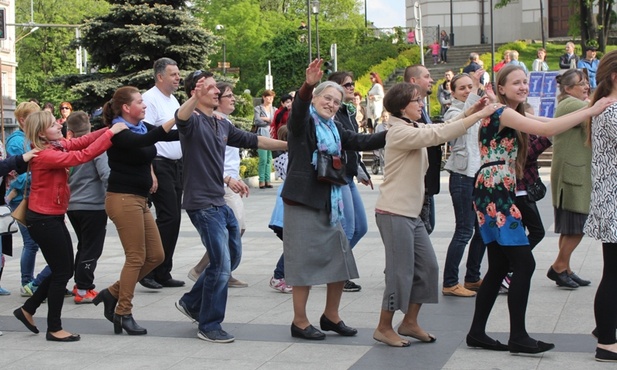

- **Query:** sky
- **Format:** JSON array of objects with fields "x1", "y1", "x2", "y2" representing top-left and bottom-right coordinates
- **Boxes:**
[{"x1": 367, "y1": 0, "x2": 407, "y2": 29}]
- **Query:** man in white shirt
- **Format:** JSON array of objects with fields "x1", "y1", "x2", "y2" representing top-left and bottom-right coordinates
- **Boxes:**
[{"x1": 140, "y1": 57, "x2": 185, "y2": 289}]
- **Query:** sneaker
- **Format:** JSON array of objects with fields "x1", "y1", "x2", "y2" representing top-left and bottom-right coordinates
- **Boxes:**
[
  {"x1": 20, "y1": 282, "x2": 37, "y2": 297},
  {"x1": 269, "y1": 277, "x2": 293, "y2": 294},
  {"x1": 442, "y1": 284, "x2": 476, "y2": 297},
  {"x1": 197, "y1": 329, "x2": 235, "y2": 343},
  {"x1": 0, "y1": 287, "x2": 10, "y2": 295},
  {"x1": 74, "y1": 289, "x2": 98, "y2": 304},
  {"x1": 501, "y1": 272, "x2": 513, "y2": 290},
  {"x1": 187, "y1": 267, "x2": 200, "y2": 282},
  {"x1": 175, "y1": 300, "x2": 199, "y2": 324},
  {"x1": 498, "y1": 286, "x2": 509, "y2": 294},
  {"x1": 343, "y1": 280, "x2": 362, "y2": 292},
  {"x1": 464, "y1": 279, "x2": 483, "y2": 292},
  {"x1": 64, "y1": 288, "x2": 75, "y2": 298},
  {"x1": 228, "y1": 276, "x2": 248, "y2": 288}
]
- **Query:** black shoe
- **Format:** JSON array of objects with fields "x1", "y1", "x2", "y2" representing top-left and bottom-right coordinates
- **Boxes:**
[
  {"x1": 319, "y1": 314, "x2": 357, "y2": 336},
  {"x1": 569, "y1": 272, "x2": 591, "y2": 286},
  {"x1": 596, "y1": 347, "x2": 617, "y2": 362},
  {"x1": 139, "y1": 278, "x2": 163, "y2": 289},
  {"x1": 508, "y1": 339, "x2": 555, "y2": 354},
  {"x1": 13, "y1": 307, "x2": 39, "y2": 334},
  {"x1": 291, "y1": 323, "x2": 325, "y2": 340},
  {"x1": 265, "y1": 184, "x2": 273, "y2": 188},
  {"x1": 114, "y1": 314, "x2": 147, "y2": 335},
  {"x1": 92, "y1": 288, "x2": 118, "y2": 323},
  {"x1": 343, "y1": 280, "x2": 361, "y2": 292},
  {"x1": 46, "y1": 331, "x2": 81, "y2": 342},
  {"x1": 159, "y1": 278, "x2": 185, "y2": 288},
  {"x1": 546, "y1": 266, "x2": 579, "y2": 288},
  {"x1": 466, "y1": 334, "x2": 508, "y2": 351}
]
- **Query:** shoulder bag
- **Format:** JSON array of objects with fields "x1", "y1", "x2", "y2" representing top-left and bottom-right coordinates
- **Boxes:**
[{"x1": 11, "y1": 165, "x2": 29, "y2": 226}]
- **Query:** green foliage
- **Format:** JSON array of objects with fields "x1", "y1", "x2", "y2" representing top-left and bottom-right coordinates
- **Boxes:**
[
  {"x1": 355, "y1": 53, "x2": 418, "y2": 96},
  {"x1": 261, "y1": 29, "x2": 308, "y2": 96},
  {"x1": 233, "y1": 92, "x2": 256, "y2": 119},
  {"x1": 240, "y1": 157, "x2": 259, "y2": 178},
  {"x1": 229, "y1": 116, "x2": 253, "y2": 132}
]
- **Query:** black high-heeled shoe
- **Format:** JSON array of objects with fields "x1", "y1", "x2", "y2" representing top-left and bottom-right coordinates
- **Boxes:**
[
  {"x1": 113, "y1": 314, "x2": 147, "y2": 335},
  {"x1": 114, "y1": 314, "x2": 148, "y2": 335},
  {"x1": 92, "y1": 288, "x2": 118, "y2": 323}
]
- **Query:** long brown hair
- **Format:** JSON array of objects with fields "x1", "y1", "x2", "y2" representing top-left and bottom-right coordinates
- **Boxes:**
[
  {"x1": 495, "y1": 65, "x2": 529, "y2": 178},
  {"x1": 587, "y1": 50, "x2": 617, "y2": 146}
]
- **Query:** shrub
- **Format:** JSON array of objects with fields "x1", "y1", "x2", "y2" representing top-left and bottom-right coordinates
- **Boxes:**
[{"x1": 240, "y1": 157, "x2": 259, "y2": 178}]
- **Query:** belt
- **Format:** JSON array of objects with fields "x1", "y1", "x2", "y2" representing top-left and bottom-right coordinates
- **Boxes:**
[{"x1": 154, "y1": 156, "x2": 182, "y2": 163}]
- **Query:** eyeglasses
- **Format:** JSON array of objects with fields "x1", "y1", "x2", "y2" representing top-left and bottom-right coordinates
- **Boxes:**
[
  {"x1": 220, "y1": 93, "x2": 234, "y2": 99},
  {"x1": 321, "y1": 94, "x2": 341, "y2": 107},
  {"x1": 342, "y1": 82, "x2": 355, "y2": 89},
  {"x1": 574, "y1": 80, "x2": 589, "y2": 87},
  {"x1": 60, "y1": 106, "x2": 71, "y2": 110},
  {"x1": 410, "y1": 97, "x2": 424, "y2": 105}
]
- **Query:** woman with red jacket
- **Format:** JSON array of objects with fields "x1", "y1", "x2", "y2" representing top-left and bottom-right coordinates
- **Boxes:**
[{"x1": 13, "y1": 111, "x2": 126, "y2": 342}]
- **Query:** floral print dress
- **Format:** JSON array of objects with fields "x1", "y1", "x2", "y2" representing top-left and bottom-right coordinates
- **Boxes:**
[{"x1": 473, "y1": 107, "x2": 529, "y2": 246}]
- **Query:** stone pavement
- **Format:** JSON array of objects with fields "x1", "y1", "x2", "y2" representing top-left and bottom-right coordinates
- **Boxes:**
[{"x1": 0, "y1": 168, "x2": 611, "y2": 370}]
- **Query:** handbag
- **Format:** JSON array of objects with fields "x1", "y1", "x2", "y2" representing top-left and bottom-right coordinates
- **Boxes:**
[
  {"x1": 0, "y1": 205, "x2": 18, "y2": 235},
  {"x1": 11, "y1": 164, "x2": 30, "y2": 226},
  {"x1": 526, "y1": 177, "x2": 547, "y2": 202},
  {"x1": 316, "y1": 152, "x2": 347, "y2": 186}
]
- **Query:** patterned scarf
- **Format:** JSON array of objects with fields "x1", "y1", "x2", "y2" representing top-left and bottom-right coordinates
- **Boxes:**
[
  {"x1": 112, "y1": 116, "x2": 147, "y2": 135},
  {"x1": 342, "y1": 102, "x2": 356, "y2": 115},
  {"x1": 309, "y1": 104, "x2": 344, "y2": 225}
]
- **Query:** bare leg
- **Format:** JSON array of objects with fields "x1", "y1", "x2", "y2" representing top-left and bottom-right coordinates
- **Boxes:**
[
  {"x1": 192, "y1": 252, "x2": 210, "y2": 276},
  {"x1": 374, "y1": 309, "x2": 410, "y2": 347},
  {"x1": 398, "y1": 303, "x2": 436, "y2": 342},
  {"x1": 323, "y1": 281, "x2": 344, "y2": 322},
  {"x1": 292, "y1": 285, "x2": 311, "y2": 328},
  {"x1": 552, "y1": 234, "x2": 584, "y2": 273}
]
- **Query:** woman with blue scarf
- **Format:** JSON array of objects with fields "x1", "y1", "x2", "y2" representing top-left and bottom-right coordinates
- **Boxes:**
[
  {"x1": 281, "y1": 59, "x2": 386, "y2": 340},
  {"x1": 93, "y1": 86, "x2": 178, "y2": 336}
]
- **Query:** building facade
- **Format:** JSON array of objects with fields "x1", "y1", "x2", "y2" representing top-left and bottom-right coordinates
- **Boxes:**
[{"x1": 0, "y1": 0, "x2": 18, "y2": 137}]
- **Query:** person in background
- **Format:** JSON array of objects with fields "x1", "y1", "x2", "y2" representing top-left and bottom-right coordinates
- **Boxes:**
[
  {"x1": 56, "y1": 101, "x2": 73, "y2": 137},
  {"x1": 353, "y1": 92, "x2": 367, "y2": 133},
  {"x1": 548, "y1": 69, "x2": 593, "y2": 289},
  {"x1": 532, "y1": 48, "x2": 549, "y2": 72},
  {"x1": 407, "y1": 29, "x2": 416, "y2": 44},
  {"x1": 42, "y1": 102, "x2": 54, "y2": 115},
  {"x1": 367, "y1": 72, "x2": 385, "y2": 134},
  {"x1": 508, "y1": 50, "x2": 528, "y2": 74},
  {"x1": 578, "y1": 45, "x2": 599, "y2": 90},
  {"x1": 430, "y1": 39, "x2": 440, "y2": 65},
  {"x1": 559, "y1": 42, "x2": 579, "y2": 69},
  {"x1": 438, "y1": 71, "x2": 454, "y2": 116},
  {"x1": 440, "y1": 30, "x2": 450, "y2": 64},
  {"x1": 254, "y1": 90, "x2": 276, "y2": 189},
  {"x1": 493, "y1": 50, "x2": 512, "y2": 73},
  {"x1": 66, "y1": 111, "x2": 110, "y2": 304},
  {"x1": 271, "y1": 94, "x2": 293, "y2": 140}
]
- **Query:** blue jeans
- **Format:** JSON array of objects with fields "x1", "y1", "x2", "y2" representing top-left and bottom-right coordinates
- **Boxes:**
[
  {"x1": 9, "y1": 200, "x2": 51, "y2": 286},
  {"x1": 181, "y1": 205, "x2": 242, "y2": 332},
  {"x1": 341, "y1": 176, "x2": 368, "y2": 248},
  {"x1": 443, "y1": 172, "x2": 486, "y2": 287}
]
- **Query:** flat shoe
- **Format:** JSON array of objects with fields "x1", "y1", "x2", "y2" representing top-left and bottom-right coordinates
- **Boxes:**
[
  {"x1": 319, "y1": 314, "x2": 357, "y2": 336},
  {"x1": 466, "y1": 334, "x2": 509, "y2": 351},
  {"x1": 397, "y1": 328, "x2": 436, "y2": 343},
  {"x1": 291, "y1": 323, "x2": 325, "y2": 340},
  {"x1": 373, "y1": 330, "x2": 411, "y2": 347},
  {"x1": 13, "y1": 308, "x2": 39, "y2": 334},
  {"x1": 46, "y1": 331, "x2": 80, "y2": 342},
  {"x1": 508, "y1": 339, "x2": 555, "y2": 354},
  {"x1": 596, "y1": 347, "x2": 617, "y2": 362},
  {"x1": 546, "y1": 266, "x2": 578, "y2": 289}
]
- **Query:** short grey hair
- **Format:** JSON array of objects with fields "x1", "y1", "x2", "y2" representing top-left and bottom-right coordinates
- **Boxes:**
[
  {"x1": 313, "y1": 81, "x2": 344, "y2": 100},
  {"x1": 469, "y1": 52, "x2": 479, "y2": 61},
  {"x1": 153, "y1": 57, "x2": 177, "y2": 80}
]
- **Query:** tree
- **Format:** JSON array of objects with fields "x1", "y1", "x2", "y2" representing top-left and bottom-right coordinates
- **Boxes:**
[{"x1": 59, "y1": 0, "x2": 218, "y2": 111}]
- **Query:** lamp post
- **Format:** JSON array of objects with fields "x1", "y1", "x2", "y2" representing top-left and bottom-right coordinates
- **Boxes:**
[
  {"x1": 215, "y1": 24, "x2": 226, "y2": 76},
  {"x1": 15, "y1": 26, "x2": 39, "y2": 44},
  {"x1": 449, "y1": 0, "x2": 454, "y2": 46},
  {"x1": 306, "y1": 0, "x2": 312, "y2": 62},
  {"x1": 312, "y1": 0, "x2": 320, "y2": 59}
]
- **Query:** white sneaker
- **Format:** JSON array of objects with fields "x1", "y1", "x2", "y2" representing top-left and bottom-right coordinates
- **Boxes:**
[{"x1": 269, "y1": 276, "x2": 292, "y2": 293}]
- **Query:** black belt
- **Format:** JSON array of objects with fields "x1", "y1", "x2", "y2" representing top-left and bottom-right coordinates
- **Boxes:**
[{"x1": 154, "y1": 156, "x2": 182, "y2": 163}]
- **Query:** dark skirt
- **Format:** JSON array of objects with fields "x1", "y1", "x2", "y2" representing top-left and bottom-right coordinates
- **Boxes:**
[{"x1": 554, "y1": 207, "x2": 588, "y2": 235}]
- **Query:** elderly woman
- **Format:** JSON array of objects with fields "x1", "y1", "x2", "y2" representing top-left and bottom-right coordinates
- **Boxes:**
[
  {"x1": 281, "y1": 59, "x2": 386, "y2": 340},
  {"x1": 373, "y1": 82, "x2": 498, "y2": 347}
]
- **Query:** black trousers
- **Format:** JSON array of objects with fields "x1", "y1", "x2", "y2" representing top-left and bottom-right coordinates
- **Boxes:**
[
  {"x1": 147, "y1": 157, "x2": 183, "y2": 283},
  {"x1": 595, "y1": 243, "x2": 617, "y2": 345},
  {"x1": 23, "y1": 212, "x2": 74, "y2": 332},
  {"x1": 67, "y1": 209, "x2": 108, "y2": 290},
  {"x1": 515, "y1": 196, "x2": 545, "y2": 250}
]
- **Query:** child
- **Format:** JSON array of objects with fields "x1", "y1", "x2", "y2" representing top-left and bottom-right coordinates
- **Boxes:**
[
  {"x1": 66, "y1": 111, "x2": 111, "y2": 304},
  {"x1": 268, "y1": 125, "x2": 292, "y2": 293},
  {"x1": 430, "y1": 40, "x2": 441, "y2": 65}
]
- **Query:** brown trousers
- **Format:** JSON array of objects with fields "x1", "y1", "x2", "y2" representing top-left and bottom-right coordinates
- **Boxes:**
[{"x1": 105, "y1": 193, "x2": 164, "y2": 315}]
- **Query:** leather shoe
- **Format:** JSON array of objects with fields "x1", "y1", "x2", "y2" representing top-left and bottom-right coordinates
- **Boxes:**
[
  {"x1": 139, "y1": 278, "x2": 163, "y2": 289},
  {"x1": 319, "y1": 314, "x2": 357, "y2": 336},
  {"x1": 92, "y1": 288, "x2": 118, "y2": 323},
  {"x1": 291, "y1": 323, "x2": 325, "y2": 340},
  {"x1": 546, "y1": 266, "x2": 578, "y2": 288},
  {"x1": 596, "y1": 347, "x2": 617, "y2": 362},
  {"x1": 466, "y1": 334, "x2": 508, "y2": 351},
  {"x1": 13, "y1": 307, "x2": 39, "y2": 334},
  {"x1": 114, "y1": 313, "x2": 147, "y2": 335},
  {"x1": 508, "y1": 339, "x2": 555, "y2": 354},
  {"x1": 46, "y1": 331, "x2": 80, "y2": 342},
  {"x1": 159, "y1": 278, "x2": 185, "y2": 288},
  {"x1": 569, "y1": 272, "x2": 591, "y2": 286}
]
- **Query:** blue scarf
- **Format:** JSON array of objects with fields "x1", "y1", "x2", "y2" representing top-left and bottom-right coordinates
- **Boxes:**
[
  {"x1": 309, "y1": 105, "x2": 344, "y2": 225},
  {"x1": 112, "y1": 116, "x2": 147, "y2": 135}
]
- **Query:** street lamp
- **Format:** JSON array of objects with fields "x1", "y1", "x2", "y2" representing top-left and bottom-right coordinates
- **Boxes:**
[
  {"x1": 312, "y1": 0, "x2": 320, "y2": 59},
  {"x1": 15, "y1": 26, "x2": 39, "y2": 44},
  {"x1": 215, "y1": 24, "x2": 226, "y2": 76}
]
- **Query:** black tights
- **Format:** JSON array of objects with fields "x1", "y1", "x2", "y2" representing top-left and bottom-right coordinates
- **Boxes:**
[
  {"x1": 468, "y1": 242, "x2": 536, "y2": 344},
  {"x1": 594, "y1": 243, "x2": 617, "y2": 345}
]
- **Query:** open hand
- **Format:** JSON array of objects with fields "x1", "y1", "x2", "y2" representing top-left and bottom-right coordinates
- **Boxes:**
[
  {"x1": 305, "y1": 59, "x2": 324, "y2": 86},
  {"x1": 465, "y1": 96, "x2": 490, "y2": 117}
]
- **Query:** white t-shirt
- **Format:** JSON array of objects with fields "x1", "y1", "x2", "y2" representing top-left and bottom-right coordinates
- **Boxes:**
[{"x1": 142, "y1": 86, "x2": 182, "y2": 159}]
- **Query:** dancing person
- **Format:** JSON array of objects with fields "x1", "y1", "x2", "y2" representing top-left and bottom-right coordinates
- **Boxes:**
[
  {"x1": 14, "y1": 111, "x2": 126, "y2": 342},
  {"x1": 254, "y1": 90, "x2": 276, "y2": 188},
  {"x1": 373, "y1": 82, "x2": 498, "y2": 347},
  {"x1": 282, "y1": 59, "x2": 385, "y2": 340},
  {"x1": 548, "y1": 69, "x2": 593, "y2": 289},
  {"x1": 466, "y1": 65, "x2": 614, "y2": 354},
  {"x1": 93, "y1": 86, "x2": 179, "y2": 336},
  {"x1": 584, "y1": 49, "x2": 617, "y2": 362}
]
